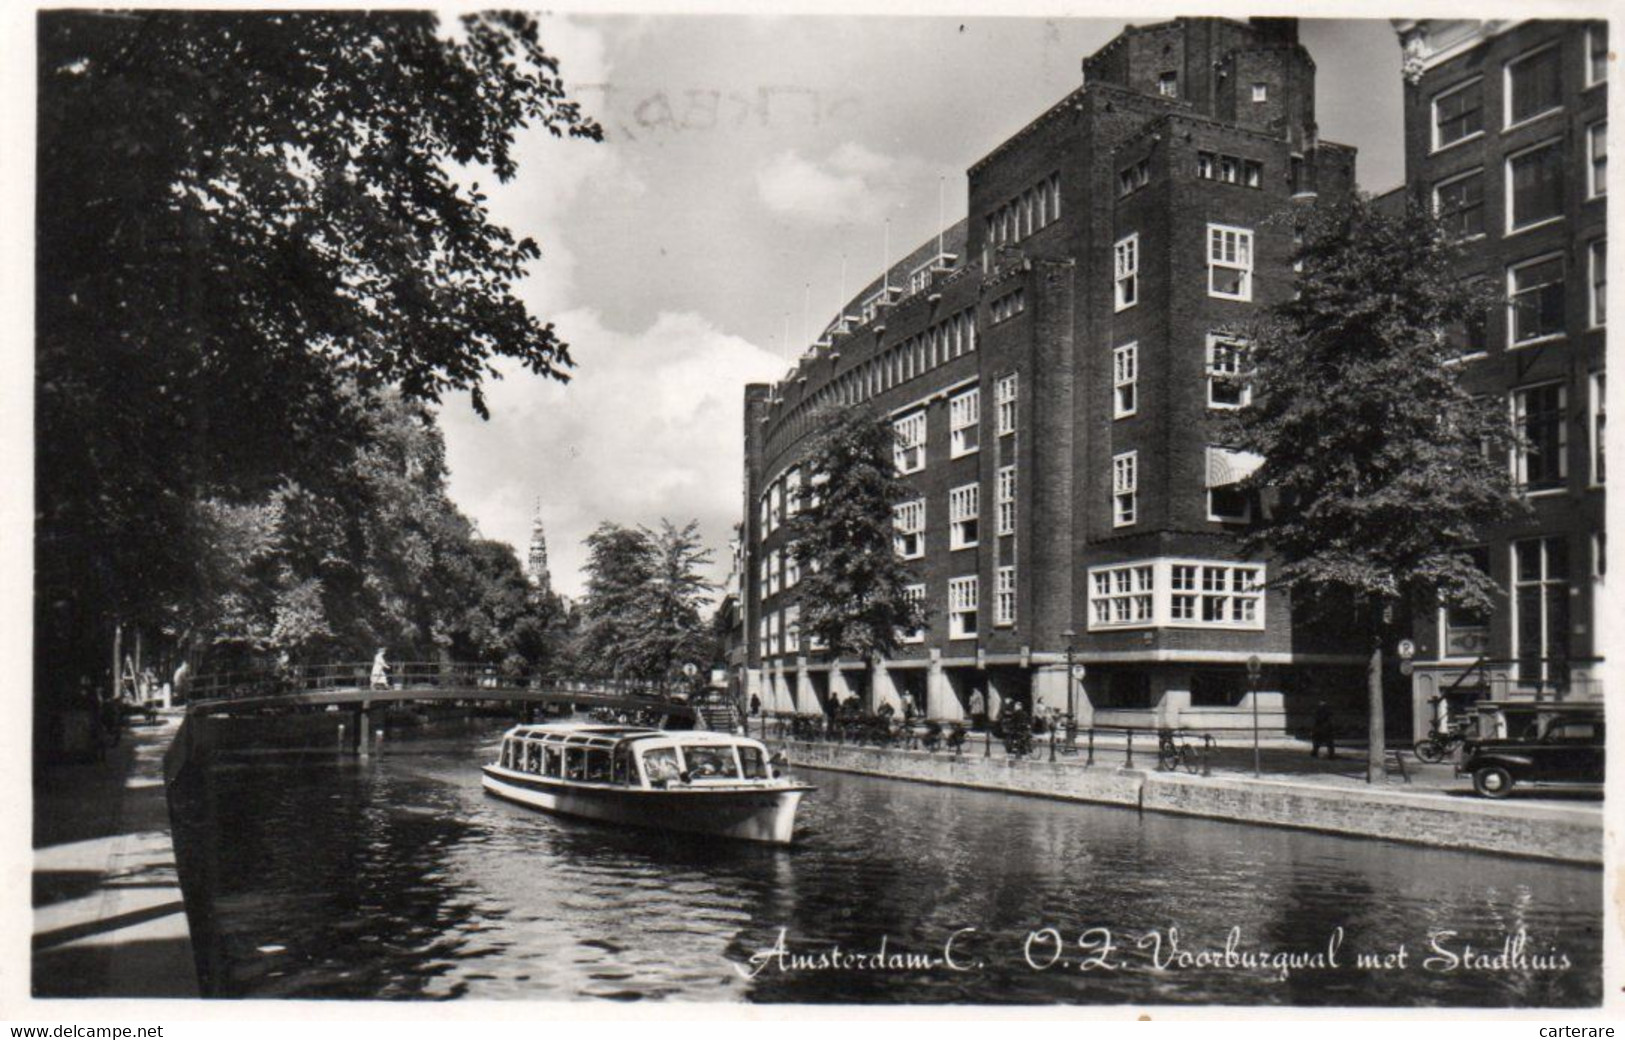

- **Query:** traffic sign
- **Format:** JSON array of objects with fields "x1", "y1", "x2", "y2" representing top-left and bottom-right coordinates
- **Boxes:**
[
  {"x1": 1399, "y1": 660, "x2": 1414, "y2": 677},
  {"x1": 1397, "y1": 639, "x2": 1416, "y2": 661},
  {"x1": 682, "y1": 663, "x2": 698, "y2": 678},
  {"x1": 1246, "y1": 655, "x2": 1263, "y2": 679},
  {"x1": 1070, "y1": 664, "x2": 1086, "y2": 680}
]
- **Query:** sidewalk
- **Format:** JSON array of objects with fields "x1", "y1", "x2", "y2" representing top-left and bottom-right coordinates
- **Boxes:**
[{"x1": 32, "y1": 715, "x2": 199, "y2": 998}]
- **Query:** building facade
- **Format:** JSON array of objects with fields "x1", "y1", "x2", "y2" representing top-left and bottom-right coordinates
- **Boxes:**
[
  {"x1": 740, "y1": 17, "x2": 1372, "y2": 736},
  {"x1": 1392, "y1": 19, "x2": 1608, "y2": 735}
]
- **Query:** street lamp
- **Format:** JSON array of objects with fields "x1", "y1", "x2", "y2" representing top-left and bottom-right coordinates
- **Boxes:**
[
  {"x1": 1062, "y1": 629, "x2": 1077, "y2": 725},
  {"x1": 1247, "y1": 654, "x2": 1262, "y2": 779}
]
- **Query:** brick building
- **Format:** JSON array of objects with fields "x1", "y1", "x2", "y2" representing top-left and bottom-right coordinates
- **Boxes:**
[
  {"x1": 741, "y1": 17, "x2": 1368, "y2": 735},
  {"x1": 1391, "y1": 19, "x2": 1608, "y2": 735}
]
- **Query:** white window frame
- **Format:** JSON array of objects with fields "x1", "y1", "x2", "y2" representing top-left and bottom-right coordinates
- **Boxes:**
[
  {"x1": 1587, "y1": 23, "x2": 1609, "y2": 89},
  {"x1": 995, "y1": 373, "x2": 1017, "y2": 436},
  {"x1": 758, "y1": 558, "x2": 769, "y2": 600},
  {"x1": 768, "y1": 549, "x2": 781, "y2": 596},
  {"x1": 1087, "y1": 564, "x2": 1155, "y2": 630},
  {"x1": 768, "y1": 481, "x2": 782, "y2": 532},
  {"x1": 784, "y1": 467, "x2": 801, "y2": 517},
  {"x1": 949, "y1": 387, "x2": 981, "y2": 458},
  {"x1": 1510, "y1": 536, "x2": 1569, "y2": 684},
  {"x1": 1589, "y1": 121, "x2": 1607, "y2": 200},
  {"x1": 1251, "y1": 83, "x2": 1268, "y2": 103},
  {"x1": 783, "y1": 604, "x2": 800, "y2": 656},
  {"x1": 758, "y1": 617, "x2": 769, "y2": 658},
  {"x1": 1432, "y1": 167, "x2": 1486, "y2": 240},
  {"x1": 1591, "y1": 370, "x2": 1607, "y2": 487},
  {"x1": 996, "y1": 465, "x2": 1016, "y2": 536},
  {"x1": 1507, "y1": 252, "x2": 1566, "y2": 348},
  {"x1": 893, "y1": 499, "x2": 926, "y2": 560},
  {"x1": 894, "y1": 410, "x2": 927, "y2": 474},
  {"x1": 1504, "y1": 42, "x2": 1563, "y2": 132},
  {"x1": 1431, "y1": 75, "x2": 1485, "y2": 153},
  {"x1": 1510, "y1": 380, "x2": 1569, "y2": 494},
  {"x1": 1206, "y1": 333, "x2": 1251, "y2": 409},
  {"x1": 901, "y1": 584, "x2": 926, "y2": 644},
  {"x1": 1207, "y1": 224, "x2": 1253, "y2": 301},
  {"x1": 1113, "y1": 342, "x2": 1138, "y2": 419},
  {"x1": 949, "y1": 483, "x2": 980, "y2": 550},
  {"x1": 784, "y1": 550, "x2": 801, "y2": 590},
  {"x1": 995, "y1": 566, "x2": 1016, "y2": 627},
  {"x1": 1168, "y1": 562, "x2": 1266, "y2": 629},
  {"x1": 1114, "y1": 233, "x2": 1139, "y2": 311},
  {"x1": 1591, "y1": 238, "x2": 1607, "y2": 329},
  {"x1": 767, "y1": 611, "x2": 780, "y2": 657},
  {"x1": 1504, "y1": 138, "x2": 1565, "y2": 235},
  {"x1": 1112, "y1": 451, "x2": 1137, "y2": 528},
  {"x1": 948, "y1": 575, "x2": 979, "y2": 639}
]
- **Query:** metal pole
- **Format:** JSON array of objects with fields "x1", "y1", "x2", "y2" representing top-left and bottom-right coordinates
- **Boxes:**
[
  {"x1": 1252, "y1": 673, "x2": 1261, "y2": 779},
  {"x1": 1125, "y1": 729, "x2": 1133, "y2": 769}
]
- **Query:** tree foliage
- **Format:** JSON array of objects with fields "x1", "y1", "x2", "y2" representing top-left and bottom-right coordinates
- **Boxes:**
[
  {"x1": 35, "y1": 11, "x2": 599, "y2": 700},
  {"x1": 1230, "y1": 196, "x2": 1524, "y2": 628},
  {"x1": 786, "y1": 408, "x2": 927, "y2": 660},
  {"x1": 576, "y1": 520, "x2": 717, "y2": 683}
]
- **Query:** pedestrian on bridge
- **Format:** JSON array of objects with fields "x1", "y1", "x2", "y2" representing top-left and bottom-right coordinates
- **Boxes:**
[{"x1": 371, "y1": 648, "x2": 391, "y2": 690}]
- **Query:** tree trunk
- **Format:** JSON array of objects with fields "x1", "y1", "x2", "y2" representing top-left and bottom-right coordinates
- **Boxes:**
[{"x1": 1367, "y1": 639, "x2": 1385, "y2": 784}]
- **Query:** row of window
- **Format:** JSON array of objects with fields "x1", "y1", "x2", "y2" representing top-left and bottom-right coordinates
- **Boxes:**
[
  {"x1": 1434, "y1": 124, "x2": 1606, "y2": 242},
  {"x1": 989, "y1": 289, "x2": 1025, "y2": 323},
  {"x1": 1196, "y1": 152, "x2": 1264, "y2": 189},
  {"x1": 756, "y1": 568, "x2": 1017, "y2": 657},
  {"x1": 758, "y1": 546, "x2": 805, "y2": 600},
  {"x1": 1430, "y1": 27, "x2": 1606, "y2": 154},
  {"x1": 1112, "y1": 334, "x2": 1249, "y2": 420},
  {"x1": 1501, "y1": 239, "x2": 1606, "y2": 350},
  {"x1": 985, "y1": 172, "x2": 1062, "y2": 255},
  {"x1": 1118, "y1": 158, "x2": 1151, "y2": 197},
  {"x1": 1114, "y1": 224, "x2": 1255, "y2": 311},
  {"x1": 1088, "y1": 560, "x2": 1266, "y2": 631},
  {"x1": 893, "y1": 373, "x2": 1018, "y2": 475},
  {"x1": 892, "y1": 467, "x2": 1018, "y2": 558},
  {"x1": 1110, "y1": 446, "x2": 1263, "y2": 529}
]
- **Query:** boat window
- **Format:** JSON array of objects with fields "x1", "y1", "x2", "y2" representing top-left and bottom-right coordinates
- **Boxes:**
[
  {"x1": 739, "y1": 745, "x2": 769, "y2": 779},
  {"x1": 682, "y1": 745, "x2": 741, "y2": 779},
  {"x1": 642, "y1": 747, "x2": 681, "y2": 785},
  {"x1": 544, "y1": 745, "x2": 562, "y2": 777},
  {"x1": 524, "y1": 742, "x2": 542, "y2": 773},
  {"x1": 501, "y1": 740, "x2": 515, "y2": 770},
  {"x1": 611, "y1": 748, "x2": 632, "y2": 784},
  {"x1": 564, "y1": 747, "x2": 585, "y2": 780},
  {"x1": 584, "y1": 750, "x2": 612, "y2": 783}
]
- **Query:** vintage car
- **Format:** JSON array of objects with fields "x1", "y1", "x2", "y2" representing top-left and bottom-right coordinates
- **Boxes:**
[{"x1": 1461, "y1": 710, "x2": 1605, "y2": 798}]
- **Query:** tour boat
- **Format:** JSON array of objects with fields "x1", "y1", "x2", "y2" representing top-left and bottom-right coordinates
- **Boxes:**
[{"x1": 481, "y1": 722, "x2": 813, "y2": 845}]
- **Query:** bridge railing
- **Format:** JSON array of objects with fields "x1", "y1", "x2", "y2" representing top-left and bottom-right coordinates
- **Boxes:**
[{"x1": 184, "y1": 662, "x2": 674, "y2": 704}]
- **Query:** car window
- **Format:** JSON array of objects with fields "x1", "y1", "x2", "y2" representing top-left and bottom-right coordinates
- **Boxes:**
[{"x1": 1546, "y1": 721, "x2": 1599, "y2": 741}]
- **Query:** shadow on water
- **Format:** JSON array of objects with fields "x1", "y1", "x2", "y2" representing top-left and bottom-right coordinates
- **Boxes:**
[{"x1": 170, "y1": 723, "x2": 1603, "y2": 1006}]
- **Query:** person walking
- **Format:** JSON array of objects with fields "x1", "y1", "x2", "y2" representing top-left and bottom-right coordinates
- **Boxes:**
[
  {"x1": 1310, "y1": 700, "x2": 1337, "y2": 759},
  {"x1": 370, "y1": 648, "x2": 391, "y2": 691},
  {"x1": 969, "y1": 688, "x2": 986, "y2": 731},
  {"x1": 749, "y1": 692, "x2": 761, "y2": 717}
]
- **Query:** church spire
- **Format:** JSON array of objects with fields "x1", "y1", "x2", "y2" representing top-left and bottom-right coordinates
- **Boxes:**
[{"x1": 526, "y1": 498, "x2": 551, "y2": 593}]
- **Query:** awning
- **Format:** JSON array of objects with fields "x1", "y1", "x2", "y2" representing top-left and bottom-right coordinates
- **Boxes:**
[{"x1": 1206, "y1": 447, "x2": 1265, "y2": 488}]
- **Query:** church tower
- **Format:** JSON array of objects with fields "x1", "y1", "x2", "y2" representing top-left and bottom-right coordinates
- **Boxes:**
[{"x1": 526, "y1": 499, "x2": 551, "y2": 593}]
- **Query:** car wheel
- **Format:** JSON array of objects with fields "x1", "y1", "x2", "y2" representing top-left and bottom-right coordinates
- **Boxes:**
[{"x1": 1472, "y1": 765, "x2": 1515, "y2": 799}]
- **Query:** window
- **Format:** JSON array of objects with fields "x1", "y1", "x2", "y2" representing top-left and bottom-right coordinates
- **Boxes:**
[
  {"x1": 1119, "y1": 159, "x2": 1150, "y2": 196},
  {"x1": 948, "y1": 575, "x2": 978, "y2": 638},
  {"x1": 1170, "y1": 563, "x2": 1264, "y2": 627},
  {"x1": 995, "y1": 373, "x2": 1017, "y2": 435},
  {"x1": 1434, "y1": 169, "x2": 1485, "y2": 238},
  {"x1": 1113, "y1": 342, "x2": 1138, "y2": 418},
  {"x1": 1512, "y1": 381, "x2": 1567, "y2": 491},
  {"x1": 1219, "y1": 155, "x2": 1239, "y2": 184},
  {"x1": 1508, "y1": 254, "x2": 1565, "y2": 345},
  {"x1": 1206, "y1": 334, "x2": 1250, "y2": 408},
  {"x1": 1207, "y1": 225, "x2": 1253, "y2": 300},
  {"x1": 1592, "y1": 371, "x2": 1607, "y2": 484},
  {"x1": 1207, "y1": 447, "x2": 1262, "y2": 523},
  {"x1": 768, "y1": 549, "x2": 781, "y2": 595},
  {"x1": 1590, "y1": 122, "x2": 1607, "y2": 199},
  {"x1": 1442, "y1": 547, "x2": 1493, "y2": 657},
  {"x1": 1433, "y1": 77, "x2": 1483, "y2": 150},
  {"x1": 894, "y1": 499, "x2": 925, "y2": 559},
  {"x1": 1089, "y1": 565, "x2": 1154, "y2": 628},
  {"x1": 991, "y1": 290, "x2": 1025, "y2": 323},
  {"x1": 766, "y1": 611, "x2": 780, "y2": 656},
  {"x1": 785, "y1": 467, "x2": 801, "y2": 516},
  {"x1": 1506, "y1": 140, "x2": 1564, "y2": 231},
  {"x1": 995, "y1": 566, "x2": 1016, "y2": 627},
  {"x1": 783, "y1": 605, "x2": 800, "y2": 656},
  {"x1": 1251, "y1": 83, "x2": 1268, "y2": 103},
  {"x1": 1112, "y1": 451, "x2": 1137, "y2": 527},
  {"x1": 949, "y1": 483, "x2": 980, "y2": 549},
  {"x1": 1506, "y1": 44, "x2": 1562, "y2": 128},
  {"x1": 1243, "y1": 160, "x2": 1263, "y2": 189},
  {"x1": 758, "y1": 558, "x2": 769, "y2": 600},
  {"x1": 996, "y1": 465, "x2": 1016, "y2": 536},
  {"x1": 1157, "y1": 71, "x2": 1178, "y2": 97},
  {"x1": 1191, "y1": 670, "x2": 1248, "y2": 708},
  {"x1": 1513, "y1": 537, "x2": 1570, "y2": 685},
  {"x1": 784, "y1": 550, "x2": 800, "y2": 589},
  {"x1": 768, "y1": 482, "x2": 782, "y2": 531},
  {"x1": 950, "y1": 387, "x2": 980, "y2": 457},
  {"x1": 1588, "y1": 23, "x2": 1609, "y2": 87},
  {"x1": 1196, "y1": 151, "x2": 1215, "y2": 179},
  {"x1": 1114, "y1": 234, "x2": 1139, "y2": 311},
  {"x1": 1049, "y1": 174, "x2": 1061, "y2": 222},
  {"x1": 894, "y1": 411, "x2": 926, "y2": 473},
  {"x1": 901, "y1": 585, "x2": 926, "y2": 643},
  {"x1": 1592, "y1": 239, "x2": 1607, "y2": 328}
]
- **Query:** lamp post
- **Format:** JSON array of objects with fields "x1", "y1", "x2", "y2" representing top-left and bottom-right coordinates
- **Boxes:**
[
  {"x1": 1063, "y1": 630, "x2": 1077, "y2": 723},
  {"x1": 1246, "y1": 654, "x2": 1262, "y2": 779}
]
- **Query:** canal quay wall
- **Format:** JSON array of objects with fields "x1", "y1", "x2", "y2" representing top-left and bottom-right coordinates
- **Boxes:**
[{"x1": 775, "y1": 741, "x2": 1603, "y2": 866}]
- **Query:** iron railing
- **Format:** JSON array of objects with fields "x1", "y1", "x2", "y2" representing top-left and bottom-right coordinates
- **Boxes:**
[{"x1": 182, "y1": 661, "x2": 676, "y2": 704}]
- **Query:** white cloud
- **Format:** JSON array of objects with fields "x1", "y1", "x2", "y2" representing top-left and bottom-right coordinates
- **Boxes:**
[
  {"x1": 754, "y1": 142, "x2": 926, "y2": 226},
  {"x1": 438, "y1": 309, "x2": 785, "y2": 599}
]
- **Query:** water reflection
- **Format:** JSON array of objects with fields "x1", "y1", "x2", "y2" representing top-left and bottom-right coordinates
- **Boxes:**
[{"x1": 172, "y1": 723, "x2": 1601, "y2": 1005}]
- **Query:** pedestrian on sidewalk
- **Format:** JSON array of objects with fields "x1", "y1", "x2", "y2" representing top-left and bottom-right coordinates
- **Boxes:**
[
  {"x1": 371, "y1": 648, "x2": 391, "y2": 690},
  {"x1": 1310, "y1": 701, "x2": 1337, "y2": 759},
  {"x1": 749, "y1": 692, "x2": 761, "y2": 716},
  {"x1": 969, "y1": 688, "x2": 986, "y2": 731}
]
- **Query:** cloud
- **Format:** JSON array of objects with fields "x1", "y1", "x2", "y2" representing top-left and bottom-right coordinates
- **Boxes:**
[
  {"x1": 754, "y1": 142, "x2": 927, "y2": 226},
  {"x1": 438, "y1": 309, "x2": 785, "y2": 600}
]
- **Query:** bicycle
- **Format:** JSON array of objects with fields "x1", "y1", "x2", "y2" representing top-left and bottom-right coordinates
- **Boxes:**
[
  {"x1": 1413, "y1": 718, "x2": 1469, "y2": 764},
  {"x1": 1157, "y1": 728, "x2": 1201, "y2": 774}
]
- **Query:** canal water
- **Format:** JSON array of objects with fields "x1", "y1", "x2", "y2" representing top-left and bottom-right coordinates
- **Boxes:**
[{"x1": 171, "y1": 721, "x2": 1601, "y2": 1005}]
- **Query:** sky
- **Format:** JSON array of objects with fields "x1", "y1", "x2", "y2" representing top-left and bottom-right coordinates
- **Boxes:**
[{"x1": 435, "y1": 14, "x2": 1406, "y2": 600}]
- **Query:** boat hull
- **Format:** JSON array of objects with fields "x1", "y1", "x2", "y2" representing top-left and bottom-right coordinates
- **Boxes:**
[{"x1": 482, "y1": 766, "x2": 809, "y2": 845}]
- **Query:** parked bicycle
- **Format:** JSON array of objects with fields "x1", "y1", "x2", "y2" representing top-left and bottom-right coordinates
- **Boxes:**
[
  {"x1": 1157, "y1": 728, "x2": 1201, "y2": 774},
  {"x1": 1413, "y1": 717, "x2": 1470, "y2": 764}
]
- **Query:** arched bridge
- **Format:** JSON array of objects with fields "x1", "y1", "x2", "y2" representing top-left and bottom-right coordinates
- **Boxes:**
[{"x1": 184, "y1": 661, "x2": 697, "y2": 752}]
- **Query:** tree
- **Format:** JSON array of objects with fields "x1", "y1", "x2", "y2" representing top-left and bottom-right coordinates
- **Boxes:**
[
  {"x1": 576, "y1": 524, "x2": 657, "y2": 681},
  {"x1": 786, "y1": 408, "x2": 927, "y2": 662},
  {"x1": 36, "y1": 11, "x2": 600, "y2": 716},
  {"x1": 575, "y1": 520, "x2": 717, "y2": 686},
  {"x1": 1230, "y1": 196, "x2": 1523, "y2": 780}
]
